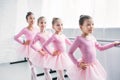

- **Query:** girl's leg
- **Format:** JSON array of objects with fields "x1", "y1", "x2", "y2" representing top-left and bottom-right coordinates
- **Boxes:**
[
  {"x1": 27, "y1": 58, "x2": 37, "y2": 80},
  {"x1": 44, "y1": 68, "x2": 52, "y2": 80},
  {"x1": 57, "y1": 70, "x2": 65, "y2": 80},
  {"x1": 27, "y1": 46, "x2": 37, "y2": 80}
]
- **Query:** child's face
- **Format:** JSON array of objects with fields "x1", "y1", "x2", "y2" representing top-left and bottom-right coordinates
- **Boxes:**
[
  {"x1": 53, "y1": 19, "x2": 63, "y2": 32},
  {"x1": 80, "y1": 19, "x2": 94, "y2": 34},
  {"x1": 27, "y1": 14, "x2": 35, "y2": 25},
  {"x1": 38, "y1": 18, "x2": 46, "y2": 30}
]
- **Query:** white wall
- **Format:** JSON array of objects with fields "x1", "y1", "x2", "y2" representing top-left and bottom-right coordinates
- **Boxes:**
[
  {"x1": 0, "y1": 0, "x2": 22, "y2": 63},
  {"x1": 33, "y1": 0, "x2": 120, "y2": 28}
]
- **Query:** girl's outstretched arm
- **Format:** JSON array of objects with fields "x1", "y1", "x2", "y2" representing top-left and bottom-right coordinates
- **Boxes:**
[{"x1": 95, "y1": 41, "x2": 116, "y2": 51}]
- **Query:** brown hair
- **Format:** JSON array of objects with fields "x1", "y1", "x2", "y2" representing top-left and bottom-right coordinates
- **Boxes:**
[
  {"x1": 26, "y1": 12, "x2": 34, "y2": 20},
  {"x1": 79, "y1": 15, "x2": 92, "y2": 25}
]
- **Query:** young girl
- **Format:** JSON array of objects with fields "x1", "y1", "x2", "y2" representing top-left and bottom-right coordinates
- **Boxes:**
[
  {"x1": 43, "y1": 18, "x2": 73, "y2": 80},
  {"x1": 14, "y1": 12, "x2": 37, "y2": 80},
  {"x1": 30, "y1": 16, "x2": 52, "y2": 80},
  {"x1": 67, "y1": 15, "x2": 120, "y2": 80}
]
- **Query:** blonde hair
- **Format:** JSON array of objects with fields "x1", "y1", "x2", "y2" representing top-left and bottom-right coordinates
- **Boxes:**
[
  {"x1": 37, "y1": 16, "x2": 45, "y2": 24},
  {"x1": 52, "y1": 17, "x2": 61, "y2": 25}
]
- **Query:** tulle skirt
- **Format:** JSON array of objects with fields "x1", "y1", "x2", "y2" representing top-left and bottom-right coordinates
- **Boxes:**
[
  {"x1": 67, "y1": 59, "x2": 106, "y2": 80},
  {"x1": 44, "y1": 52, "x2": 73, "y2": 70},
  {"x1": 16, "y1": 44, "x2": 34, "y2": 58},
  {"x1": 16, "y1": 44, "x2": 51, "y2": 68},
  {"x1": 29, "y1": 51, "x2": 50, "y2": 68}
]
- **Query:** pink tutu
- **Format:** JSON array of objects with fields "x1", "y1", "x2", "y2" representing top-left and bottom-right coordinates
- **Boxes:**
[
  {"x1": 67, "y1": 60, "x2": 106, "y2": 80},
  {"x1": 16, "y1": 44, "x2": 34, "y2": 58},
  {"x1": 29, "y1": 52, "x2": 50, "y2": 68},
  {"x1": 44, "y1": 53, "x2": 73, "y2": 70}
]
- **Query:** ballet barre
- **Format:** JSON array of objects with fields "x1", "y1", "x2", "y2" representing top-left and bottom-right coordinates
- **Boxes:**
[
  {"x1": 69, "y1": 37, "x2": 120, "y2": 47},
  {"x1": 10, "y1": 58, "x2": 27, "y2": 64}
]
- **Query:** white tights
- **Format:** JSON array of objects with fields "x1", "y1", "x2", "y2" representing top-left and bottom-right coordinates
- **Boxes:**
[
  {"x1": 44, "y1": 68, "x2": 52, "y2": 80},
  {"x1": 57, "y1": 70, "x2": 65, "y2": 80}
]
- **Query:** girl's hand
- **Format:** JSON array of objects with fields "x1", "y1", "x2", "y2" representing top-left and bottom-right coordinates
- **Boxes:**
[
  {"x1": 23, "y1": 40, "x2": 30, "y2": 45},
  {"x1": 78, "y1": 62, "x2": 88, "y2": 70},
  {"x1": 52, "y1": 50, "x2": 61, "y2": 56},
  {"x1": 38, "y1": 49, "x2": 46, "y2": 56},
  {"x1": 113, "y1": 41, "x2": 120, "y2": 46}
]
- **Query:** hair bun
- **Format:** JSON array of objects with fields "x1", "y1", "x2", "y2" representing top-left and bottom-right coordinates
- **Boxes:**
[
  {"x1": 80, "y1": 15, "x2": 85, "y2": 18},
  {"x1": 26, "y1": 11, "x2": 34, "y2": 20},
  {"x1": 27, "y1": 12, "x2": 33, "y2": 15},
  {"x1": 52, "y1": 17, "x2": 58, "y2": 21},
  {"x1": 79, "y1": 15, "x2": 92, "y2": 25}
]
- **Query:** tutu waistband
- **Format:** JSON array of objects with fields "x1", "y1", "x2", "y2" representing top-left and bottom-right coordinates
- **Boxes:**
[{"x1": 78, "y1": 59, "x2": 98, "y2": 65}]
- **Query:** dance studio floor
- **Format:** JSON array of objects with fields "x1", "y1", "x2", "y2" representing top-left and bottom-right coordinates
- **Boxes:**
[{"x1": 0, "y1": 62, "x2": 70, "y2": 80}]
